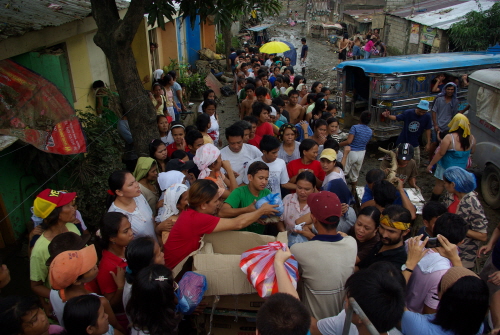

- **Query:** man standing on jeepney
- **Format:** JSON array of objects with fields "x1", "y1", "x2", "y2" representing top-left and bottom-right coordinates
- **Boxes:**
[
  {"x1": 429, "y1": 82, "x2": 460, "y2": 158},
  {"x1": 382, "y1": 100, "x2": 432, "y2": 166}
]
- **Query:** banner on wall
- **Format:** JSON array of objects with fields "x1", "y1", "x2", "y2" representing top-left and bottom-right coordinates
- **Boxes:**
[
  {"x1": 409, "y1": 23, "x2": 420, "y2": 44},
  {"x1": 0, "y1": 59, "x2": 86, "y2": 154},
  {"x1": 421, "y1": 26, "x2": 437, "y2": 46}
]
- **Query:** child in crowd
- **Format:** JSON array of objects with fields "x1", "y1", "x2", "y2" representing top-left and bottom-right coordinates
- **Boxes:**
[
  {"x1": 253, "y1": 102, "x2": 274, "y2": 138},
  {"x1": 49, "y1": 245, "x2": 124, "y2": 333},
  {"x1": 123, "y1": 237, "x2": 165, "y2": 319},
  {"x1": 197, "y1": 89, "x2": 216, "y2": 114},
  {"x1": 95, "y1": 212, "x2": 133, "y2": 330},
  {"x1": 0, "y1": 295, "x2": 66, "y2": 335},
  {"x1": 240, "y1": 83, "x2": 257, "y2": 118},
  {"x1": 340, "y1": 111, "x2": 373, "y2": 190},
  {"x1": 194, "y1": 143, "x2": 237, "y2": 200},
  {"x1": 185, "y1": 129, "x2": 204, "y2": 160},
  {"x1": 196, "y1": 113, "x2": 213, "y2": 145},
  {"x1": 219, "y1": 161, "x2": 272, "y2": 235},
  {"x1": 63, "y1": 294, "x2": 117, "y2": 335},
  {"x1": 244, "y1": 115, "x2": 261, "y2": 148},
  {"x1": 287, "y1": 139, "x2": 325, "y2": 188},
  {"x1": 326, "y1": 103, "x2": 337, "y2": 117},
  {"x1": 202, "y1": 99, "x2": 221, "y2": 147},
  {"x1": 311, "y1": 119, "x2": 328, "y2": 146},
  {"x1": 243, "y1": 135, "x2": 295, "y2": 197},
  {"x1": 126, "y1": 265, "x2": 181, "y2": 335},
  {"x1": 166, "y1": 123, "x2": 189, "y2": 158},
  {"x1": 157, "y1": 115, "x2": 171, "y2": 145}
]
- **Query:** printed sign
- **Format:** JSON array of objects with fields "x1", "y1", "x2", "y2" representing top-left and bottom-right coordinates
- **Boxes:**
[
  {"x1": 421, "y1": 26, "x2": 437, "y2": 46},
  {"x1": 410, "y1": 24, "x2": 420, "y2": 44}
]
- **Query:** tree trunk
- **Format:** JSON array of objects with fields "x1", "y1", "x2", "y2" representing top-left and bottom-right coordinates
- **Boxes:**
[
  {"x1": 90, "y1": 0, "x2": 158, "y2": 157},
  {"x1": 222, "y1": 23, "x2": 233, "y2": 72}
]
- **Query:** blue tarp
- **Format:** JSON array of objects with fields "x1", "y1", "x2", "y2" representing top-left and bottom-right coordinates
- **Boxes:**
[
  {"x1": 336, "y1": 48, "x2": 500, "y2": 75},
  {"x1": 247, "y1": 24, "x2": 274, "y2": 32},
  {"x1": 280, "y1": 40, "x2": 297, "y2": 67}
]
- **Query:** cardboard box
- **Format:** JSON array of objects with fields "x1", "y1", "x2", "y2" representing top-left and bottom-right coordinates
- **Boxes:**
[
  {"x1": 205, "y1": 314, "x2": 256, "y2": 335},
  {"x1": 173, "y1": 231, "x2": 287, "y2": 296},
  {"x1": 203, "y1": 293, "x2": 265, "y2": 311}
]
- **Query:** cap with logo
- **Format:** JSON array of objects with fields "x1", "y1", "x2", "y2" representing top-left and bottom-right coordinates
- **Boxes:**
[
  {"x1": 397, "y1": 143, "x2": 414, "y2": 161},
  {"x1": 49, "y1": 244, "x2": 97, "y2": 290},
  {"x1": 33, "y1": 189, "x2": 76, "y2": 219}
]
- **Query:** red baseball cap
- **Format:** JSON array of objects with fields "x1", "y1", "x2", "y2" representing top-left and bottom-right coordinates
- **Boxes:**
[
  {"x1": 33, "y1": 189, "x2": 76, "y2": 219},
  {"x1": 307, "y1": 191, "x2": 342, "y2": 223}
]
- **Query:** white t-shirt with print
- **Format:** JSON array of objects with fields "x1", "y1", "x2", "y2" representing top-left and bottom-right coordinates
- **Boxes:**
[{"x1": 243, "y1": 157, "x2": 289, "y2": 197}]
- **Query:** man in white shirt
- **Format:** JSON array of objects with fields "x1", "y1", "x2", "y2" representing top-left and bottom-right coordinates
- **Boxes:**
[
  {"x1": 243, "y1": 135, "x2": 296, "y2": 197},
  {"x1": 220, "y1": 124, "x2": 262, "y2": 185}
]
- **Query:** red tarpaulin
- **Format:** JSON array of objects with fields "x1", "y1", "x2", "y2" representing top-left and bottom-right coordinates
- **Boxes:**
[{"x1": 0, "y1": 59, "x2": 86, "y2": 154}]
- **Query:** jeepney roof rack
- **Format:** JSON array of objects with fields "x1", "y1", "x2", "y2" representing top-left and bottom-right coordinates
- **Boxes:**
[{"x1": 335, "y1": 47, "x2": 500, "y2": 75}]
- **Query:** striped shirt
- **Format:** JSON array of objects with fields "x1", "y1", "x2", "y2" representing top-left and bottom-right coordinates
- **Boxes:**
[{"x1": 349, "y1": 124, "x2": 372, "y2": 151}]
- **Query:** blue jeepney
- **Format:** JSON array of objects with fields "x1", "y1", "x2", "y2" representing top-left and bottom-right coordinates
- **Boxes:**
[{"x1": 335, "y1": 45, "x2": 500, "y2": 140}]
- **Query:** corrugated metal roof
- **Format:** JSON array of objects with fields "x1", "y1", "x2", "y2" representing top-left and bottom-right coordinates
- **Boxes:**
[
  {"x1": 388, "y1": 0, "x2": 463, "y2": 18},
  {"x1": 407, "y1": 0, "x2": 499, "y2": 30},
  {"x1": 343, "y1": 9, "x2": 384, "y2": 22},
  {"x1": 0, "y1": 0, "x2": 130, "y2": 41}
]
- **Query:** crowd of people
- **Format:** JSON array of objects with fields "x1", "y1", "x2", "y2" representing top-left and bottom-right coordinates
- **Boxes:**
[{"x1": 1, "y1": 41, "x2": 498, "y2": 335}]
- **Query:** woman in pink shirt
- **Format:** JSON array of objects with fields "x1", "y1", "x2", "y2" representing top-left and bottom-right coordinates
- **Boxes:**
[{"x1": 363, "y1": 37, "x2": 376, "y2": 59}]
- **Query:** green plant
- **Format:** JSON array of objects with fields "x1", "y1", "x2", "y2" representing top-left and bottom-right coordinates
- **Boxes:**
[
  {"x1": 67, "y1": 109, "x2": 125, "y2": 228},
  {"x1": 216, "y1": 33, "x2": 225, "y2": 54},
  {"x1": 178, "y1": 72, "x2": 209, "y2": 102},
  {"x1": 232, "y1": 36, "x2": 240, "y2": 48},
  {"x1": 448, "y1": 2, "x2": 500, "y2": 51}
]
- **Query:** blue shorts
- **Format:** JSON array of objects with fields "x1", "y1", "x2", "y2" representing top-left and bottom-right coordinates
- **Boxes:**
[{"x1": 353, "y1": 45, "x2": 361, "y2": 56}]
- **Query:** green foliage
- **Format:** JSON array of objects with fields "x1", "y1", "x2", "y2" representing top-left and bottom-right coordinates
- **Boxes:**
[
  {"x1": 177, "y1": 73, "x2": 209, "y2": 101},
  {"x1": 216, "y1": 33, "x2": 225, "y2": 54},
  {"x1": 448, "y1": 2, "x2": 500, "y2": 51},
  {"x1": 146, "y1": 0, "x2": 282, "y2": 30},
  {"x1": 232, "y1": 36, "x2": 240, "y2": 48},
  {"x1": 67, "y1": 110, "x2": 125, "y2": 228}
]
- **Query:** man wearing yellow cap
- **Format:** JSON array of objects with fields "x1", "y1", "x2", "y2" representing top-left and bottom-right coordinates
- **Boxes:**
[{"x1": 358, "y1": 205, "x2": 411, "y2": 270}]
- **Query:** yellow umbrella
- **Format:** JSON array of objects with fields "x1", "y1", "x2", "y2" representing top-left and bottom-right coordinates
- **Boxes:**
[{"x1": 259, "y1": 41, "x2": 291, "y2": 54}]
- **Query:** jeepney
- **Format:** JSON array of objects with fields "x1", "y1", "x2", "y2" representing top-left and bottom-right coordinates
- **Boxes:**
[
  {"x1": 335, "y1": 45, "x2": 500, "y2": 141},
  {"x1": 467, "y1": 68, "x2": 500, "y2": 209}
]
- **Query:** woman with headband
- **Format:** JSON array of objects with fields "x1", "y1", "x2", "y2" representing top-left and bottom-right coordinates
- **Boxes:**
[{"x1": 166, "y1": 122, "x2": 189, "y2": 158}]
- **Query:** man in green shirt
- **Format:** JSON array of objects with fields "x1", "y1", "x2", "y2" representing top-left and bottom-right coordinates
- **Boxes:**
[{"x1": 219, "y1": 161, "x2": 271, "y2": 234}]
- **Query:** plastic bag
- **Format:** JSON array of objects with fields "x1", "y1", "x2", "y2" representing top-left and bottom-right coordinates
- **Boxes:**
[
  {"x1": 255, "y1": 193, "x2": 284, "y2": 218},
  {"x1": 240, "y1": 241, "x2": 299, "y2": 298},
  {"x1": 175, "y1": 271, "x2": 208, "y2": 314}
]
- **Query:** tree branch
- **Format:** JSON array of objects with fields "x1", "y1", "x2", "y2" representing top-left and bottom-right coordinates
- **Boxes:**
[
  {"x1": 117, "y1": 0, "x2": 151, "y2": 43},
  {"x1": 90, "y1": 0, "x2": 120, "y2": 32}
]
